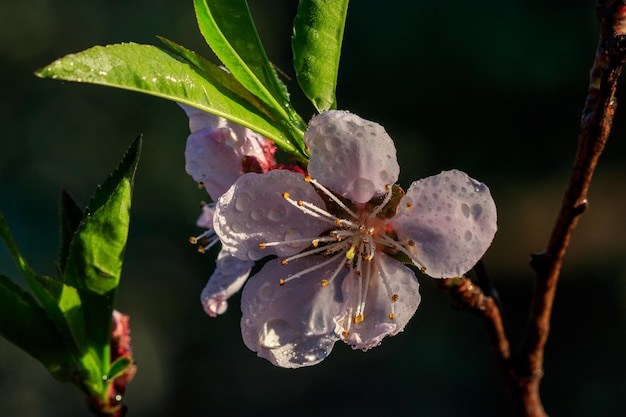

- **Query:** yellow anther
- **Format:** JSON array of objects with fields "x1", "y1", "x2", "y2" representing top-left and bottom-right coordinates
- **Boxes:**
[
  {"x1": 189, "y1": 237, "x2": 198, "y2": 244},
  {"x1": 420, "y1": 266, "x2": 427, "y2": 273},
  {"x1": 282, "y1": 192, "x2": 290, "y2": 199},
  {"x1": 407, "y1": 240, "x2": 415, "y2": 246},
  {"x1": 312, "y1": 239, "x2": 319, "y2": 247},
  {"x1": 258, "y1": 242, "x2": 267, "y2": 249},
  {"x1": 346, "y1": 245, "x2": 356, "y2": 260},
  {"x1": 385, "y1": 184, "x2": 391, "y2": 191},
  {"x1": 389, "y1": 313, "x2": 395, "y2": 320},
  {"x1": 281, "y1": 259, "x2": 288, "y2": 265},
  {"x1": 304, "y1": 175, "x2": 312, "y2": 182},
  {"x1": 406, "y1": 202, "x2": 413, "y2": 209},
  {"x1": 341, "y1": 330, "x2": 350, "y2": 339},
  {"x1": 279, "y1": 279, "x2": 286, "y2": 286},
  {"x1": 335, "y1": 218, "x2": 342, "y2": 227},
  {"x1": 197, "y1": 247, "x2": 205, "y2": 254},
  {"x1": 367, "y1": 227, "x2": 375, "y2": 236},
  {"x1": 391, "y1": 294, "x2": 399, "y2": 303},
  {"x1": 353, "y1": 314, "x2": 365, "y2": 324},
  {"x1": 297, "y1": 200, "x2": 304, "y2": 207},
  {"x1": 321, "y1": 279, "x2": 329, "y2": 287}
]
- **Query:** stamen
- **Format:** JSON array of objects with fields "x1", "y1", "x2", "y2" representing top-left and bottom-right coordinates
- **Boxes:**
[
  {"x1": 260, "y1": 236, "x2": 335, "y2": 249},
  {"x1": 279, "y1": 251, "x2": 345, "y2": 285},
  {"x1": 377, "y1": 234, "x2": 426, "y2": 271},
  {"x1": 189, "y1": 231, "x2": 220, "y2": 254},
  {"x1": 370, "y1": 184, "x2": 394, "y2": 217},
  {"x1": 305, "y1": 176, "x2": 359, "y2": 219},
  {"x1": 282, "y1": 191, "x2": 358, "y2": 228},
  {"x1": 281, "y1": 240, "x2": 348, "y2": 264},
  {"x1": 374, "y1": 255, "x2": 397, "y2": 321},
  {"x1": 189, "y1": 230, "x2": 212, "y2": 244}
]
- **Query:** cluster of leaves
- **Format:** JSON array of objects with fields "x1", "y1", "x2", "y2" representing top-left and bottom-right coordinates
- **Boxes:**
[
  {"x1": 36, "y1": 0, "x2": 350, "y2": 163},
  {"x1": 0, "y1": 137, "x2": 141, "y2": 414},
  {"x1": 3, "y1": 0, "x2": 352, "y2": 414}
]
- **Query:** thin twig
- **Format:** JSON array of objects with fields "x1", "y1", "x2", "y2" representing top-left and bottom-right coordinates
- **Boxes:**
[
  {"x1": 516, "y1": 2, "x2": 626, "y2": 416},
  {"x1": 439, "y1": 2, "x2": 626, "y2": 416}
]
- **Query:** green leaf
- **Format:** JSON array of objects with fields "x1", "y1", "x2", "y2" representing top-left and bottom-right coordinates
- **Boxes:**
[
  {"x1": 63, "y1": 136, "x2": 141, "y2": 383},
  {"x1": 0, "y1": 274, "x2": 79, "y2": 382},
  {"x1": 65, "y1": 136, "x2": 140, "y2": 295},
  {"x1": 193, "y1": 0, "x2": 308, "y2": 153},
  {"x1": 58, "y1": 190, "x2": 84, "y2": 274},
  {"x1": 159, "y1": 37, "x2": 307, "y2": 160},
  {"x1": 0, "y1": 213, "x2": 86, "y2": 354},
  {"x1": 105, "y1": 356, "x2": 132, "y2": 382},
  {"x1": 292, "y1": 0, "x2": 349, "y2": 112},
  {"x1": 35, "y1": 42, "x2": 306, "y2": 161}
]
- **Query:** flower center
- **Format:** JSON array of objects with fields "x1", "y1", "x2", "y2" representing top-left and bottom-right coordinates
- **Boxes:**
[{"x1": 258, "y1": 175, "x2": 409, "y2": 337}]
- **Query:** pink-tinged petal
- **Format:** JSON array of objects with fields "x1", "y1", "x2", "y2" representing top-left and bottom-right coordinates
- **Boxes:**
[
  {"x1": 179, "y1": 103, "x2": 221, "y2": 133},
  {"x1": 185, "y1": 127, "x2": 242, "y2": 200},
  {"x1": 391, "y1": 169, "x2": 497, "y2": 278},
  {"x1": 305, "y1": 111, "x2": 400, "y2": 204},
  {"x1": 240, "y1": 257, "x2": 343, "y2": 368},
  {"x1": 214, "y1": 170, "x2": 331, "y2": 261},
  {"x1": 195, "y1": 202, "x2": 215, "y2": 229},
  {"x1": 181, "y1": 104, "x2": 278, "y2": 200},
  {"x1": 336, "y1": 253, "x2": 421, "y2": 350},
  {"x1": 201, "y1": 249, "x2": 253, "y2": 317}
]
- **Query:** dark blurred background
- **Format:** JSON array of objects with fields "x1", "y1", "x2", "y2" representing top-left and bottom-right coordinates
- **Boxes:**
[{"x1": 1, "y1": 1, "x2": 625, "y2": 416}]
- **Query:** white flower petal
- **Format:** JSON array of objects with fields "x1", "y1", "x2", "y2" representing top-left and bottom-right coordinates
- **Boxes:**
[
  {"x1": 195, "y1": 203, "x2": 215, "y2": 229},
  {"x1": 185, "y1": 127, "x2": 243, "y2": 201},
  {"x1": 392, "y1": 169, "x2": 497, "y2": 278},
  {"x1": 213, "y1": 170, "x2": 331, "y2": 261},
  {"x1": 305, "y1": 111, "x2": 400, "y2": 204},
  {"x1": 240, "y1": 257, "x2": 343, "y2": 368},
  {"x1": 200, "y1": 249, "x2": 253, "y2": 317},
  {"x1": 337, "y1": 253, "x2": 421, "y2": 350},
  {"x1": 179, "y1": 103, "x2": 221, "y2": 133}
]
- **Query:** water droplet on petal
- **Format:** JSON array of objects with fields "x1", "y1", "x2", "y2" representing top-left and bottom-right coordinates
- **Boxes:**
[
  {"x1": 464, "y1": 230, "x2": 473, "y2": 242},
  {"x1": 258, "y1": 283, "x2": 274, "y2": 301},
  {"x1": 250, "y1": 208, "x2": 264, "y2": 221},
  {"x1": 284, "y1": 229, "x2": 305, "y2": 248},
  {"x1": 231, "y1": 221, "x2": 244, "y2": 233},
  {"x1": 461, "y1": 203, "x2": 470, "y2": 218},
  {"x1": 268, "y1": 205, "x2": 287, "y2": 222},
  {"x1": 235, "y1": 191, "x2": 252, "y2": 211},
  {"x1": 471, "y1": 204, "x2": 483, "y2": 219},
  {"x1": 186, "y1": 161, "x2": 199, "y2": 176},
  {"x1": 259, "y1": 319, "x2": 293, "y2": 349}
]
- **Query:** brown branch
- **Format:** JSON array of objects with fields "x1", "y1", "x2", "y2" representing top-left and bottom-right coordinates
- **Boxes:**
[
  {"x1": 439, "y1": 2, "x2": 626, "y2": 416},
  {"x1": 438, "y1": 277, "x2": 511, "y2": 371},
  {"x1": 515, "y1": 2, "x2": 626, "y2": 416}
]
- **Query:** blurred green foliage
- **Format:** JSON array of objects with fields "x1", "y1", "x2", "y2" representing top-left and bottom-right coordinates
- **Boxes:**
[{"x1": 1, "y1": 1, "x2": 625, "y2": 416}]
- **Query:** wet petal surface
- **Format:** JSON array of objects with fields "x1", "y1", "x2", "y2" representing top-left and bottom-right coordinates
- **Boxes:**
[
  {"x1": 213, "y1": 170, "x2": 331, "y2": 261},
  {"x1": 240, "y1": 257, "x2": 344, "y2": 368},
  {"x1": 305, "y1": 111, "x2": 400, "y2": 204},
  {"x1": 391, "y1": 169, "x2": 497, "y2": 278},
  {"x1": 337, "y1": 253, "x2": 421, "y2": 350},
  {"x1": 201, "y1": 248, "x2": 254, "y2": 317}
]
